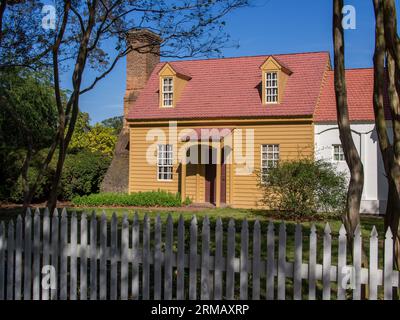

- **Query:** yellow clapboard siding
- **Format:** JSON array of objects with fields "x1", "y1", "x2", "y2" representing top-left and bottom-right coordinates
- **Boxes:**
[{"x1": 129, "y1": 120, "x2": 314, "y2": 208}]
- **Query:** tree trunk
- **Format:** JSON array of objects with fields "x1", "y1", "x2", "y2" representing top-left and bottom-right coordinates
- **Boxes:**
[
  {"x1": 333, "y1": 0, "x2": 364, "y2": 243},
  {"x1": 374, "y1": 0, "x2": 400, "y2": 270},
  {"x1": 46, "y1": 1, "x2": 97, "y2": 212},
  {"x1": 21, "y1": 138, "x2": 33, "y2": 208},
  {"x1": 385, "y1": 53, "x2": 400, "y2": 269}
]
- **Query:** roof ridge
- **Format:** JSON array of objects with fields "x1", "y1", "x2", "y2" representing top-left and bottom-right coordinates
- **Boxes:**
[
  {"x1": 160, "y1": 50, "x2": 330, "y2": 64},
  {"x1": 324, "y1": 67, "x2": 374, "y2": 72},
  {"x1": 344, "y1": 67, "x2": 374, "y2": 71}
]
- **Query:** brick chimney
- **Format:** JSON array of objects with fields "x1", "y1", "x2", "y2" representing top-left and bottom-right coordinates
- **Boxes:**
[
  {"x1": 123, "y1": 29, "x2": 161, "y2": 129},
  {"x1": 101, "y1": 29, "x2": 161, "y2": 193}
]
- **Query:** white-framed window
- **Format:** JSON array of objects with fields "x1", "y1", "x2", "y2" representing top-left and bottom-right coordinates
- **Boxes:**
[
  {"x1": 261, "y1": 144, "x2": 280, "y2": 183},
  {"x1": 162, "y1": 77, "x2": 174, "y2": 107},
  {"x1": 157, "y1": 144, "x2": 173, "y2": 180},
  {"x1": 333, "y1": 144, "x2": 345, "y2": 162},
  {"x1": 265, "y1": 72, "x2": 278, "y2": 103}
]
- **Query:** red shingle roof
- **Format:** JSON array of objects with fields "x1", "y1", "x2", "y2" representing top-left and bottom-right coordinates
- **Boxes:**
[
  {"x1": 314, "y1": 68, "x2": 390, "y2": 122},
  {"x1": 127, "y1": 52, "x2": 330, "y2": 121}
]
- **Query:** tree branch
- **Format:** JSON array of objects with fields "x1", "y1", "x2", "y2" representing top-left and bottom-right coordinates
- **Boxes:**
[{"x1": 80, "y1": 47, "x2": 130, "y2": 94}]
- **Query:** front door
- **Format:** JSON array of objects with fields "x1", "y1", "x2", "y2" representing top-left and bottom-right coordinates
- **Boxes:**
[
  {"x1": 205, "y1": 162, "x2": 216, "y2": 204},
  {"x1": 204, "y1": 147, "x2": 226, "y2": 205},
  {"x1": 220, "y1": 147, "x2": 226, "y2": 204}
]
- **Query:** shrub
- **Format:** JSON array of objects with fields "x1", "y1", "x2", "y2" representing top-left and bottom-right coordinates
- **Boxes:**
[
  {"x1": 72, "y1": 190, "x2": 191, "y2": 207},
  {"x1": 258, "y1": 159, "x2": 347, "y2": 217},
  {"x1": 60, "y1": 151, "x2": 111, "y2": 200},
  {"x1": 5, "y1": 149, "x2": 54, "y2": 203},
  {"x1": 8, "y1": 166, "x2": 50, "y2": 203}
]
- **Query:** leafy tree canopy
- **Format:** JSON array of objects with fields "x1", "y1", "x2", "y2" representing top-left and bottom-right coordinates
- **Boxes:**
[
  {"x1": 0, "y1": 67, "x2": 58, "y2": 150},
  {"x1": 69, "y1": 112, "x2": 117, "y2": 158},
  {"x1": 101, "y1": 116, "x2": 123, "y2": 134}
]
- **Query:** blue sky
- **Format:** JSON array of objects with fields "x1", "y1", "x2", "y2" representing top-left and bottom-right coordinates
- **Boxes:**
[{"x1": 58, "y1": 0, "x2": 391, "y2": 124}]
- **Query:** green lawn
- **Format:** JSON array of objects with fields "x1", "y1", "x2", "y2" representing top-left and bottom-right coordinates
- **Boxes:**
[{"x1": 0, "y1": 205, "x2": 385, "y2": 236}]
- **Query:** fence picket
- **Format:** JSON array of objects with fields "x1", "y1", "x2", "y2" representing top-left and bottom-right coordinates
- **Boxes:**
[
  {"x1": 337, "y1": 224, "x2": 347, "y2": 300},
  {"x1": 1, "y1": 209, "x2": 399, "y2": 301},
  {"x1": 99, "y1": 213, "x2": 107, "y2": 300},
  {"x1": 59, "y1": 209, "x2": 67, "y2": 300},
  {"x1": 277, "y1": 223, "x2": 286, "y2": 300},
  {"x1": 266, "y1": 221, "x2": 275, "y2": 300},
  {"x1": 50, "y1": 210, "x2": 59, "y2": 300},
  {"x1": 131, "y1": 213, "x2": 139, "y2": 300},
  {"x1": 252, "y1": 220, "x2": 261, "y2": 300},
  {"x1": 23, "y1": 209, "x2": 32, "y2": 300},
  {"x1": 322, "y1": 223, "x2": 331, "y2": 300},
  {"x1": 214, "y1": 218, "x2": 223, "y2": 300},
  {"x1": 226, "y1": 219, "x2": 235, "y2": 300},
  {"x1": 80, "y1": 213, "x2": 88, "y2": 300},
  {"x1": 15, "y1": 216, "x2": 22, "y2": 300},
  {"x1": 121, "y1": 214, "x2": 129, "y2": 300},
  {"x1": 308, "y1": 224, "x2": 317, "y2": 300},
  {"x1": 33, "y1": 209, "x2": 41, "y2": 300},
  {"x1": 90, "y1": 212, "x2": 97, "y2": 300},
  {"x1": 189, "y1": 216, "x2": 197, "y2": 300},
  {"x1": 41, "y1": 209, "x2": 50, "y2": 300},
  {"x1": 201, "y1": 216, "x2": 210, "y2": 300},
  {"x1": 384, "y1": 227, "x2": 393, "y2": 300},
  {"x1": 70, "y1": 212, "x2": 78, "y2": 300},
  {"x1": 293, "y1": 224, "x2": 302, "y2": 300},
  {"x1": 177, "y1": 215, "x2": 185, "y2": 300},
  {"x1": 154, "y1": 214, "x2": 162, "y2": 300},
  {"x1": 0, "y1": 222, "x2": 4, "y2": 300},
  {"x1": 164, "y1": 215, "x2": 173, "y2": 300},
  {"x1": 110, "y1": 213, "x2": 118, "y2": 300},
  {"x1": 143, "y1": 215, "x2": 150, "y2": 300},
  {"x1": 240, "y1": 219, "x2": 249, "y2": 300},
  {"x1": 369, "y1": 227, "x2": 378, "y2": 300},
  {"x1": 353, "y1": 225, "x2": 362, "y2": 300},
  {"x1": 6, "y1": 220, "x2": 14, "y2": 300}
]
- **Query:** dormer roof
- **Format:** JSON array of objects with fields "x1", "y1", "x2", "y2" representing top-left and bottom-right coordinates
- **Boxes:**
[
  {"x1": 158, "y1": 62, "x2": 192, "y2": 80},
  {"x1": 260, "y1": 56, "x2": 293, "y2": 75}
]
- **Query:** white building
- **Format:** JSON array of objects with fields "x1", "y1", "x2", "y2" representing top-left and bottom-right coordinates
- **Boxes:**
[{"x1": 314, "y1": 68, "x2": 389, "y2": 214}]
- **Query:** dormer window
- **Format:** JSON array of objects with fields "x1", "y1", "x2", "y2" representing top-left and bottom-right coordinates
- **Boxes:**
[
  {"x1": 159, "y1": 63, "x2": 191, "y2": 108},
  {"x1": 162, "y1": 77, "x2": 174, "y2": 107},
  {"x1": 260, "y1": 56, "x2": 292, "y2": 105},
  {"x1": 265, "y1": 72, "x2": 278, "y2": 103}
]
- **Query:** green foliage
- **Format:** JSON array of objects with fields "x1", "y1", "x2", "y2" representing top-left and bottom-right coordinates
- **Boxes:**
[
  {"x1": 258, "y1": 159, "x2": 347, "y2": 217},
  {"x1": 101, "y1": 116, "x2": 123, "y2": 134},
  {"x1": 4, "y1": 149, "x2": 56, "y2": 203},
  {"x1": 0, "y1": 68, "x2": 58, "y2": 150},
  {"x1": 60, "y1": 151, "x2": 111, "y2": 200},
  {"x1": 9, "y1": 166, "x2": 49, "y2": 203},
  {"x1": 69, "y1": 113, "x2": 117, "y2": 158},
  {"x1": 0, "y1": 68, "x2": 59, "y2": 202},
  {"x1": 72, "y1": 190, "x2": 190, "y2": 207}
]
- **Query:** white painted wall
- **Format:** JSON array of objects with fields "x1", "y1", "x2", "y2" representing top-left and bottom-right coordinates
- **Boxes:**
[{"x1": 315, "y1": 123, "x2": 388, "y2": 214}]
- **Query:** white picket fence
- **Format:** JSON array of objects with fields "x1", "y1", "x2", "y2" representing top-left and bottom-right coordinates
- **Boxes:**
[{"x1": 0, "y1": 208, "x2": 398, "y2": 300}]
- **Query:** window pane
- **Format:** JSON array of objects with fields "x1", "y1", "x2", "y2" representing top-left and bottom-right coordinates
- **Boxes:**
[
  {"x1": 261, "y1": 144, "x2": 279, "y2": 181},
  {"x1": 265, "y1": 72, "x2": 278, "y2": 103},
  {"x1": 162, "y1": 77, "x2": 174, "y2": 106},
  {"x1": 158, "y1": 144, "x2": 173, "y2": 180}
]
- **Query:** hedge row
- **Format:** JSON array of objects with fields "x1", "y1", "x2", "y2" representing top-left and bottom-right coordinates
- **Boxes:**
[{"x1": 72, "y1": 191, "x2": 190, "y2": 207}]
